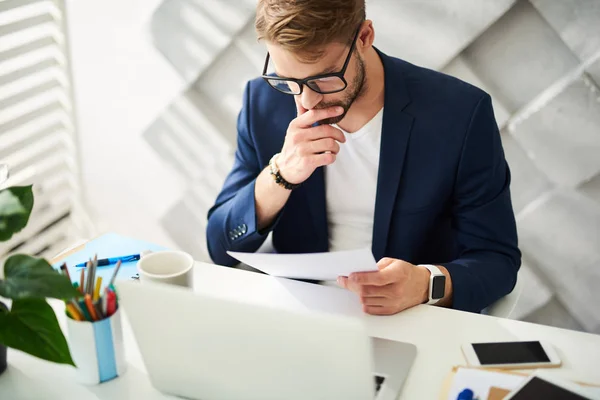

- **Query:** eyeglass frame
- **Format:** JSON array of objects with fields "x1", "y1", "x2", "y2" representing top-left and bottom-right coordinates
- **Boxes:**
[{"x1": 261, "y1": 25, "x2": 362, "y2": 95}]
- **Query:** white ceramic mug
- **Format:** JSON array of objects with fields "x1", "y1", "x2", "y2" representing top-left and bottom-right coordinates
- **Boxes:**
[{"x1": 136, "y1": 251, "x2": 194, "y2": 288}]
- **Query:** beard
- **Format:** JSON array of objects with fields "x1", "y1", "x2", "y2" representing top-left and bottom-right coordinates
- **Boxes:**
[{"x1": 315, "y1": 54, "x2": 367, "y2": 125}]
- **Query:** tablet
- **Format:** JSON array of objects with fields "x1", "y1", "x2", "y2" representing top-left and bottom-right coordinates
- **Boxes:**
[{"x1": 504, "y1": 373, "x2": 597, "y2": 400}]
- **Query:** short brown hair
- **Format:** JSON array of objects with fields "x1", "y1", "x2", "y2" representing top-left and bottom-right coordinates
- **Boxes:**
[{"x1": 255, "y1": 0, "x2": 366, "y2": 61}]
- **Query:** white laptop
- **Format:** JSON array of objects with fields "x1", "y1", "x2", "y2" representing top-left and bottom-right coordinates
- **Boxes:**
[{"x1": 117, "y1": 280, "x2": 417, "y2": 400}]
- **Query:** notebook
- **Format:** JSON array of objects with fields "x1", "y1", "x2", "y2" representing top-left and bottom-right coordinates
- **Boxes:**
[{"x1": 52, "y1": 232, "x2": 168, "y2": 287}]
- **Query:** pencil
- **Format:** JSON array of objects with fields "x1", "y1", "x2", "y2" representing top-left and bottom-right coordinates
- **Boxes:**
[
  {"x1": 66, "y1": 303, "x2": 83, "y2": 321},
  {"x1": 93, "y1": 276, "x2": 103, "y2": 301},
  {"x1": 60, "y1": 262, "x2": 71, "y2": 282},
  {"x1": 70, "y1": 300, "x2": 85, "y2": 317},
  {"x1": 84, "y1": 294, "x2": 98, "y2": 321},
  {"x1": 93, "y1": 299, "x2": 104, "y2": 320},
  {"x1": 80, "y1": 268, "x2": 85, "y2": 293},
  {"x1": 85, "y1": 260, "x2": 93, "y2": 294},
  {"x1": 78, "y1": 299, "x2": 92, "y2": 321},
  {"x1": 102, "y1": 290, "x2": 109, "y2": 315},
  {"x1": 107, "y1": 260, "x2": 122, "y2": 288}
]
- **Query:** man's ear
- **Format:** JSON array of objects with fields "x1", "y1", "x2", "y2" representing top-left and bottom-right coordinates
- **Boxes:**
[{"x1": 358, "y1": 20, "x2": 375, "y2": 49}]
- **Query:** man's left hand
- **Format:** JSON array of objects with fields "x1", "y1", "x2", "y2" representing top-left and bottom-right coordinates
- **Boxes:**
[{"x1": 337, "y1": 258, "x2": 432, "y2": 315}]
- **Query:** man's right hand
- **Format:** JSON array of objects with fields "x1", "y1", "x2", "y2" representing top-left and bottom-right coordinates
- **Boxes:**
[{"x1": 276, "y1": 105, "x2": 346, "y2": 185}]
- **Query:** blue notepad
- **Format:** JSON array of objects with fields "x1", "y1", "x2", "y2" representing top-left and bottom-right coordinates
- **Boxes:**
[{"x1": 53, "y1": 232, "x2": 169, "y2": 286}]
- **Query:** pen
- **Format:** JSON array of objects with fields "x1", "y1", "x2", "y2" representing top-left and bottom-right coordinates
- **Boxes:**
[
  {"x1": 74, "y1": 254, "x2": 140, "y2": 269},
  {"x1": 457, "y1": 388, "x2": 476, "y2": 400}
]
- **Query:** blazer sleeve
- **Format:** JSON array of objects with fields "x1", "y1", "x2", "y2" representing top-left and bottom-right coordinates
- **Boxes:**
[
  {"x1": 206, "y1": 81, "x2": 276, "y2": 266},
  {"x1": 442, "y1": 94, "x2": 522, "y2": 313}
]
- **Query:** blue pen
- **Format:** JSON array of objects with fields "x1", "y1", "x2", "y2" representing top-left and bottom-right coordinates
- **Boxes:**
[
  {"x1": 75, "y1": 254, "x2": 140, "y2": 268},
  {"x1": 457, "y1": 388, "x2": 475, "y2": 400}
]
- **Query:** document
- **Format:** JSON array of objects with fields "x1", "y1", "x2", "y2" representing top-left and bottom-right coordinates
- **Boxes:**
[
  {"x1": 446, "y1": 367, "x2": 526, "y2": 400},
  {"x1": 227, "y1": 248, "x2": 377, "y2": 281}
]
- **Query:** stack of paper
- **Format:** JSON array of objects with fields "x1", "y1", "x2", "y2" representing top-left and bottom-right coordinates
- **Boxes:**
[{"x1": 227, "y1": 248, "x2": 377, "y2": 281}]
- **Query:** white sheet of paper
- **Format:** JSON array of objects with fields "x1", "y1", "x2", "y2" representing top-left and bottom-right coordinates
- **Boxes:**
[
  {"x1": 447, "y1": 368, "x2": 526, "y2": 400},
  {"x1": 227, "y1": 248, "x2": 377, "y2": 281}
]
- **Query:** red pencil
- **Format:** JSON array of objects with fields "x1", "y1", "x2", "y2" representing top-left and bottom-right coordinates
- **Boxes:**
[{"x1": 106, "y1": 291, "x2": 117, "y2": 317}]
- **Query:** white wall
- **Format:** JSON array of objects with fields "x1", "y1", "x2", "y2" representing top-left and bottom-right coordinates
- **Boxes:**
[{"x1": 66, "y1": 0, "x2": 187, "y2": 247}]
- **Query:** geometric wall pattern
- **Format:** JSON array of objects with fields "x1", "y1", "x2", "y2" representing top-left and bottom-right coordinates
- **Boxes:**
[{"x1": 144, "y1": 0, "x2": 600, "y2": 333}]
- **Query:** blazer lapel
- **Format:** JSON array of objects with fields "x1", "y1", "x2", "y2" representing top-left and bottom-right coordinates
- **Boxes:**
[{"x1": 372, "y1": 51, "x2": 414, "y2": 261}]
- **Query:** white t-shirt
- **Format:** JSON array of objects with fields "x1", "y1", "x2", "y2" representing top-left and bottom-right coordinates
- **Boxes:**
[{"x1": 325, "y1": 108, "x2": 383, "y2": 252}]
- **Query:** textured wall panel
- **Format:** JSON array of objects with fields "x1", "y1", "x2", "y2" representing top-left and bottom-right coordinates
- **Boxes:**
[
  {"x1": 462, "y1": 0, "x2": 580, "y2": 112},
  {"x1": 588, "y1": 57, "x2": 600, "y2": 87},
  {"x1": 511, "y1": 259, "x2": 553, "y2": 320},
  {"x1": 531, "y1": 0, "x2": 600, "y2": 62},
  {"x1": 500, "y1": 132, "x2": 553, "y2": 214},
  {"x1": 510, "y1": 77, "x2": 600, "y2": 187},
  {"x1": 522, "y1": 297, "x2": 584, "y2": 332},
  {"x1": 518, "y1": 191, "x2": 600, "y2": 332},
  {"x1": 368, "y1": 0, "x2": 515, "y2": 70},
  {"x1": 580, "y1": 173, "x2": 600, "y2": 205},
  {"x1": 149, "y1": 0, "x2": 256, "y2": 84}
]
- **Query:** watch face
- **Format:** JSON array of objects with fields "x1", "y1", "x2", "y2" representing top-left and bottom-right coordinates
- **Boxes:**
[{"x1": 432, "y1": 275, "x2": 446, "y2": 299}]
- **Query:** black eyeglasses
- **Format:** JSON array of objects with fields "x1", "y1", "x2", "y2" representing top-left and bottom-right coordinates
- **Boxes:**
[{"x1": 262, "y1": 26, "x2": 361, "y2": 95}]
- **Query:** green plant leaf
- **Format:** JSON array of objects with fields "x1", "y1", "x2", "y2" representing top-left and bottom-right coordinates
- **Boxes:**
[
  {"x1": 0, "y1": 185, "x2": 34, "y2": 242},
  {"x1": 0, "y1": 255, "x2": 79, "y2": 300},
  {"x1": 0, "y1": 298, "x2": 74, "y2": 366}
]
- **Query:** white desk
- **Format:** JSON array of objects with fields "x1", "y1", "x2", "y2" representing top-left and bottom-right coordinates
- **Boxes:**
[{"x1": 2, "y1": 262, "x2": 600, "y2": 400}]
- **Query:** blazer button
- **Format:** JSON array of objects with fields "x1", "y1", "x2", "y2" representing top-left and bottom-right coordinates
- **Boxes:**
[{"x1": 241, "y1": 224, "x2": 247, "y2": 234}]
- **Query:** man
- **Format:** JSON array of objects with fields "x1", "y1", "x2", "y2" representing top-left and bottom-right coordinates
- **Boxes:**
[{"x1": 206, "y1": 0, "x2": 521, "y2": 315}]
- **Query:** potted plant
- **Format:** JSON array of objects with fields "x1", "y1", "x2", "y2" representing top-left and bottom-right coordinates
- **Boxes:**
[{"x1": 0, "y1": 184, "x2": 80, "y2": 374}]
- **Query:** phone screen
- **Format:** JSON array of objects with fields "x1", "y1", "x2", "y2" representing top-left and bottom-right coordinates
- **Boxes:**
[
  {"x1": 509, "y1": 377, "x2": 589, "y2": 400},
  {"x1": 472, "y1": 341, "x2": 550, "y2": 365}
]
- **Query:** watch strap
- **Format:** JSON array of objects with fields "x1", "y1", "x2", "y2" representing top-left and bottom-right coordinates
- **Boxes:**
[{"x1": 420, "y1": 264, "x2": 444, "y2": 305}]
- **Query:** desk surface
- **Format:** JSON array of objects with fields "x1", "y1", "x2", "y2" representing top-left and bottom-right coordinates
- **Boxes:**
[{"x1": 2, "y1": 262, "x2": 600, "y2": 400}]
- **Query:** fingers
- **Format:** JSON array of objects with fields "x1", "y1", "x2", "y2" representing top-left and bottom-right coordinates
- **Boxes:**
[
  {"x1": 350, "y1": 259, "x2": 410, "y2": 286},
  {"x1": 337, "y1": 277, "x2": 398, "y2": 298},
  {"x1": 360, "y1": 296, "x2": 395, "y2": 307},
  {"x1": 303, "y1": 124, "x2": 346, "y2": 143},
  {"x1": 376, "y1": 257, "x2": 395, "y2": 270},
  {"x1": 294, "y1": 137, "x2": 340, "y2": 156},
  {"x1": 307, "y1": 138, "x2": 341, "y2": 155},
  {"x1": 293, "y1": 107, "x2": 344, "y2": 128},
  {"x1": 288, "y1": 125, "x2": 345, "y2": 149},
  {"x1": 312, "y1": 152, "x2": 337, "y2": 167},
  {"x1": 295, "y1": 96, "x2": 307, "y2": 117},
  {"x1": 363, "y1": 305, "x2": 398, "y2": 316},
  {"x1": 349, "y1": 270, "x2": 396, "y2": 286}
]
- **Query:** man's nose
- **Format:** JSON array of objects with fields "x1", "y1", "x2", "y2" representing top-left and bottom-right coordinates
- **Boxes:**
[{"x1": 299, "y1": 87, "x2": 323, "y2": 111}]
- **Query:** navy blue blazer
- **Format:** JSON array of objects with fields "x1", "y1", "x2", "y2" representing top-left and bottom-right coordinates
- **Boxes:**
[{"x1": 206, "y1": 50, "x2": 521, "y2": 313}]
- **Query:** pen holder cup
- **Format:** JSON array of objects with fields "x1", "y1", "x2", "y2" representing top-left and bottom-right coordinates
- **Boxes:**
[{"x1": 66, "y1": 308, "x2": 127, "y2": 385}]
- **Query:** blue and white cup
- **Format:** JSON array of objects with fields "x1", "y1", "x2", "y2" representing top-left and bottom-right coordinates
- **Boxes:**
[{"x1": 66, "y1": 308, "x2": 127, "y2": 384}]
